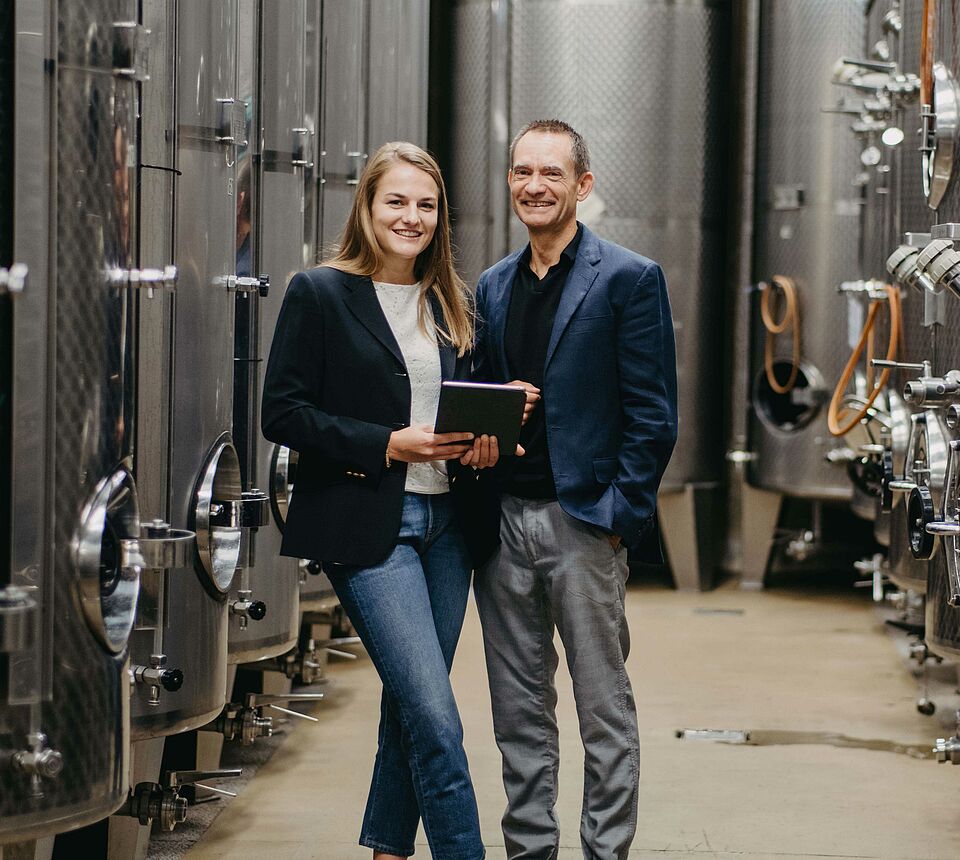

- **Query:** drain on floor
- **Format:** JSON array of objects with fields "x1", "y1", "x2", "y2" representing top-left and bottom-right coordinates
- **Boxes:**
[
  {"x1": 693, "y1": 608, "x2": 745, "y2": 616},
  {"x1": 676, "y1": 728, "x2": 934, "y2": 758}
]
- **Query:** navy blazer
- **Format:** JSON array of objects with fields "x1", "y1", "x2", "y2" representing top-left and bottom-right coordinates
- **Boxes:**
[
  {"x1": 261, "y1": 266, "x2": 485, "y2": 566},
  {"x1": 474, "y1": 224, "x2": 678, "y2": 561}
]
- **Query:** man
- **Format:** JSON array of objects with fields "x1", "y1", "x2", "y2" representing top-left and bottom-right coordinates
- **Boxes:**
[{"x1": 472, "y1": 119, "x2": 678, "y2": 859}]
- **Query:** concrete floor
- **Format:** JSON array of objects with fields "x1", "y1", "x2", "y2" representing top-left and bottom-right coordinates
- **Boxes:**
[{"x1": 185, "y1": 576, "x2": 960, "y2": 859}]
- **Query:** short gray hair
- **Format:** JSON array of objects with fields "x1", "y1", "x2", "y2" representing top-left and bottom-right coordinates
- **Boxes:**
[{"x1": 509, "y1": 119, "x2": 591, "y2": 177}]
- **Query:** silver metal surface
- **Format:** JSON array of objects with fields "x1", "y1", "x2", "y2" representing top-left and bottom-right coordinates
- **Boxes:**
[
  {"x1": 748, "y1": 0, "x2": 866, "y2": 498},
  {"x1": 318, "y1": 0, "x2": 367, "y2": 256},
  {"x1": 228, "y1": 0, "x2": 304, "y2": 666},
  {"x1": 128, "y1": 0, "x2": 237, "y2": 741},
  {"x1": 922, "y1": 63, "x2": 960, "y2": 210}
]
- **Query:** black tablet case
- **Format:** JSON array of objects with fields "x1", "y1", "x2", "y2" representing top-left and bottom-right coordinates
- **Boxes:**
[{"x1": 434, "y1": 382, "x2": 527, "y2": 454}]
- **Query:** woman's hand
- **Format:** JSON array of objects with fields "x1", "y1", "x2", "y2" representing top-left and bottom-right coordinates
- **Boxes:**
[
  {"x1": 387, "y1": 424, "x2": 475, "y2": 463},
  {"x1": 460, "y1": 434, "x2": 525, "y2": 468},
  {"x1": 509, "y1": 380, "x2": 540, "y2": 425}
]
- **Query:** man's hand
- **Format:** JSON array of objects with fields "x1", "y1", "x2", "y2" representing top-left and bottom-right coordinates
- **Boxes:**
[
  {"x1": 387, "y1": 425, "x2": 474, "y2": 463},
  {"x1": 608, "y1": 534, "x2": 622, "y2": 551},
  {"x1": 509, "y1": 380, "x2": 541, "y2": 425},
  {"x1": 460, "y1": 434, "x2": 526, "y2": 468}
]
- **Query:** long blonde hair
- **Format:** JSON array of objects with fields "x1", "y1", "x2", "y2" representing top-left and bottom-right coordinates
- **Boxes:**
[{"x1": 324, "y1": 142, "x2": 474, "y2": 356}]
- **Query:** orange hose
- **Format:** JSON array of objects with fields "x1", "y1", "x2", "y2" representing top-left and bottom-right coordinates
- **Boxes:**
[
  {"x1": 827, "y1": 285, "x2": 902, "y2": 437},
  {"x1": 921, "y1": 0, "x2": 936, "y2": 106},
  {"x1": 761, "y1": 275, "x2": 800, "y2": 394}
]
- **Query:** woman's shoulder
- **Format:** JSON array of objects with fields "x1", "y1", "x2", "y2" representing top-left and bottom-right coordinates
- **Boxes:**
[{"x1": 288, "y1": 265, "x2": 360, "y2": 299}]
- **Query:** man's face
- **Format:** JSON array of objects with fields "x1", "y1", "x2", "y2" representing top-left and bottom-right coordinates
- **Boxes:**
[{"x1": 508, "y1": 131, "x2": 593, "y2": 234}]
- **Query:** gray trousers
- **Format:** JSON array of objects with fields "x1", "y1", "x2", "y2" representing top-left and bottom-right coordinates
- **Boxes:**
[{"x1": 474, "y1": 495, "x2": 639, "y2": 860}]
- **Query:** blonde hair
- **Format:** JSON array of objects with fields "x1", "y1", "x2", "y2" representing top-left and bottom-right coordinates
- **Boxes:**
[{"x1": 324, "y1": 142, "x2": 474, "y2": 356}]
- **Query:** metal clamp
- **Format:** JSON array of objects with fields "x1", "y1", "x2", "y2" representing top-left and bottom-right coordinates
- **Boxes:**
[
  {"x1": 216, "y1": 98, "x2": 247, "y2": 146},
  {"x1": 224, "y1": 272, "x2": 270, "y2": 297},
  {"x1": 0, "y1": 586, "x2": 38, "y2": 655},
  {"x1": 838, "y1": 278, "x2": 891, "y2": 299},
  {"x1": 0, "y1": 263, "x2": 27, "y2": 295},
  {"x1": 346, "y1": 150, "x2": 366, "y2": 185},
  {"x1": 112, "y1": 21, "x2": 151, "y2": 81},
  {"x1": 886, "y1": 245, "x2": 937, "y2": 294},
  {"x1": 118, "y1": 782, "x2": 187, "y2": 830},
  {"x1": 292, "y1": 127, "x2": 314, "y2": 168},
  {"x1": 105, "y1": 265, "x2": 178, "y2": 296},
  {"x1": 210, "y1": 489, "x2": 270, "y2": 529},
  {"x1": 123, "y1": 520, "x2": 195, "y2": 570}
]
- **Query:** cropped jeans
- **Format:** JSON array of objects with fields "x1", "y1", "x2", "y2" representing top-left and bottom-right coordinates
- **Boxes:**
[{"x1": 326, "y1": 492, "x2": 484, "y2": 859}]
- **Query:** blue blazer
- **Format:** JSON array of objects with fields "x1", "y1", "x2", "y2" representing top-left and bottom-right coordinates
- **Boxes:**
[{"x1": 474, "y1": 224, "x2": 678, "y2": 561}]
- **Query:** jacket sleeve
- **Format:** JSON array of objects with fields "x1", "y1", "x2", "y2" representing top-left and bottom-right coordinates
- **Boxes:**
[
  {"x1": 261, "y1": 272, "x2": 392, "y2": 478},
  {"x1": 608, "y1": 261, "x2": 678, "y2": 543}
]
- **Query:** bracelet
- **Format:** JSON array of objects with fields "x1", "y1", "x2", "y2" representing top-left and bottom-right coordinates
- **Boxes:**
[{"x1": 385, "y1": 449, "x2": 392, "y2": 469}]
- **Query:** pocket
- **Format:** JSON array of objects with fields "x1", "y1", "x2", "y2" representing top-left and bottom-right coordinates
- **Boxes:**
[
  {"x1": 593, "y1": 456, "x2": 618, "y2": 483},
  {"x1": 567, "y1": 313, "x2": 613, "y2": 334}
]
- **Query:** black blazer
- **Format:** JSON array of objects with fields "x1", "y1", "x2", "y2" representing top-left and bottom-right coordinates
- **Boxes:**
[{"x1": 261, "y1": 266, "x2": 490, "y2": 567}]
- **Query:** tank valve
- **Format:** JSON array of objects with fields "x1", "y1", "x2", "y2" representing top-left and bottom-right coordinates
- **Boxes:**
[
  {"x1": 853, "y1": 553, "x2": 887, "y2": 601},
  {"x1": 935, "y1": 711, "x2": 960, "y2": 763},
  {"x1": 785, "y1": 530, "x2": 816, "y2": 562},
  {"x1": 131, "y1": 653, "x2": 184, "y2": 705},
  {"x1": 10, "y1": 732, "x2": 64, "y2": 798},
  {"x1": 208, "y1": 692, "x2": 324, "y2": 745},
  {"x1": 274, "y1": 639, "x2": 325, "y2": 684},
  {"x1": 230, "y1": 589, "x2": 267, "y2": 629},
  {"x1": 119, "y1": 782, "x2": 189, "y2": 830},
  {"x1": 886, "y1": 245, "x2": 937, "y2": 294}
]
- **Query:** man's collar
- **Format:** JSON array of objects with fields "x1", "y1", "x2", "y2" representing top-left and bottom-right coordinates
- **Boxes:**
[{"x1": 518, "y1": 221, "x2": 584, "y2": 272}]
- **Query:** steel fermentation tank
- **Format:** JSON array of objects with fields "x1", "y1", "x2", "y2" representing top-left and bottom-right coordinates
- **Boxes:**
[
  {"x1": 741, "y1": 0, "x2": 868, "y2": 584},
  {"x1": 2, "y1": 0, "x2": 140, "y2": 845},
  {"x1": 448, "y1": 0, "x2": 729, "y2": 589}
]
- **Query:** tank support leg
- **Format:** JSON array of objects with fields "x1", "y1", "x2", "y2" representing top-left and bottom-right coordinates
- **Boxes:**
[
  {"x1": 739, "y1": 485, "x2": 783, "y2": 590},
  {"x1": 658, "y1": 482, "x2": 722, "y2": 591},
  {"x1": 106, "y1": 737, "x2": 166, "y2": 860}
]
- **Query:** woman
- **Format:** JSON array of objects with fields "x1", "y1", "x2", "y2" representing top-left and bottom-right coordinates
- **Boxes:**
[{"x1": 262, "y1": 142, "x2": 495, "y2": 860}]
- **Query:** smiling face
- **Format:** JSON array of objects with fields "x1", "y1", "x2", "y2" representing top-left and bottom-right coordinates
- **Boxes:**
[
  {"x1": 370, "y1": 161, "x2": 439, "y2": 281},
  {"x1": 508, "y1": 130, "x2": 594, "y2": 235}
]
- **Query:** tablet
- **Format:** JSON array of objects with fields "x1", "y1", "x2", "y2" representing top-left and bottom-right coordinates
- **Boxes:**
[{"x1": 434, "y1": 381, "x2": 527, "y2": 454}]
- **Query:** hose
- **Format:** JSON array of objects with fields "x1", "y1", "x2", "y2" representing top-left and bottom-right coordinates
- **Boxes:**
[
  {"x1": 761, "y1": 275, "x2": 800, "y2": 394},
  {"x1": 827, "y1": 284, "x2": 902, "y2": 437}
]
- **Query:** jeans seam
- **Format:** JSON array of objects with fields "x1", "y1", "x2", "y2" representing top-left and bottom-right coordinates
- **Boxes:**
[
  {"x1": 346, "y1": 575, "x2": 438, "y2": 853},
  {"x1": 359, "y1": 835, "x2": 415, "y2": 857}
]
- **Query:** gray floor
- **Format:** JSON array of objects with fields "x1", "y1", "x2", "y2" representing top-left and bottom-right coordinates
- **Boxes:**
[{"x1": 184, "y1": 576, "x2": 960, "y2": 859}]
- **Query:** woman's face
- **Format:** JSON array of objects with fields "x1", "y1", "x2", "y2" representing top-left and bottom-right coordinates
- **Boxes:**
[{"x1": 370, "y1": 162, "x2": 440, "y2": 275}]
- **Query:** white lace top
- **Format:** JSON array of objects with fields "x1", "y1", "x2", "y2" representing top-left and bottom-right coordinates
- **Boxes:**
[{"x1": 373, "y1": 281, "x2": 449, "y2": 494}]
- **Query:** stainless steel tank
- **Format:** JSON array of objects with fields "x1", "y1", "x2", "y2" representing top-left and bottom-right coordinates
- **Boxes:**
[
  {"x1": 2, "y1": 0, "x2": 140, "y2": 842},
  {"x1": 127, "y1": 0, "x2": 245, "y2": 742},
  {"x1": 447, "y1": 0, "x2": 729, "y2": 588},
  {"x1": 749, "y1": 1, "x2": 866, "y2": 497},
  {"x1": 228, "y1": 0, "x2": 303, "y2": 667}
]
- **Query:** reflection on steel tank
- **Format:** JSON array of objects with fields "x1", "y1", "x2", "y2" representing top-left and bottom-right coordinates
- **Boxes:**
[
  {"x1": 1, "y1": 0, "x2": 139, "y2": 845},
  {"x1": 447, "y1": 0, "x2": 730, "y2": 589}
]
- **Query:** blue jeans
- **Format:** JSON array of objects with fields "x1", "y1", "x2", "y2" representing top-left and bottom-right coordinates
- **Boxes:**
[{"x1": 326, "y1": 492, "x2": 484, "y2": 859}]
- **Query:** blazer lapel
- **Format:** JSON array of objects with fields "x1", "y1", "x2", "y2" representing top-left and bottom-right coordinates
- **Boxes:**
[
  {"x1": 341, "y1": 273, "x2": 406, "y2": 369},
  {"x1": 487, "y1": 251, "x2": 523, "y2": 377},
  {"x1": 545, "y1": 228, "x2": 601, "y2": 369}
]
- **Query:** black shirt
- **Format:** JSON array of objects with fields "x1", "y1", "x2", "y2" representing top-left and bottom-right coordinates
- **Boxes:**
[{"x1": 502, "y1": 223, "x2": 583, "y2": 499}]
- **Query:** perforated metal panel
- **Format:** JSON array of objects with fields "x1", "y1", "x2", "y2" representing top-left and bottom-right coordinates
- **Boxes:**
[
  {"x1": 448, "y1": 0, "x2": 492, "y2": 286},
  {"x1": 926, "y1": 552, "x2": 960, "y2": 659},
  {"x1": 748, "y1": 0, "x2": 867, "y2": 497},
  {"x1": 449, "y1": 0, "x2": 728, "y2": 487},
  {"x1": 1, "y1": 0, "x2": 134, "y2": 836}
]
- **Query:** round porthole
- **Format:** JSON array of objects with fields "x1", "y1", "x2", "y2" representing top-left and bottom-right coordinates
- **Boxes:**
[
  {"x1": 74, "y1": 468, "x2": 141, "y2": 654},
  {"x1": 192, "y1": 435, "x2": 244, "y2": 595},
  {"x1": 753, "y1": 361, "x2": 825, "y2": 432}
]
